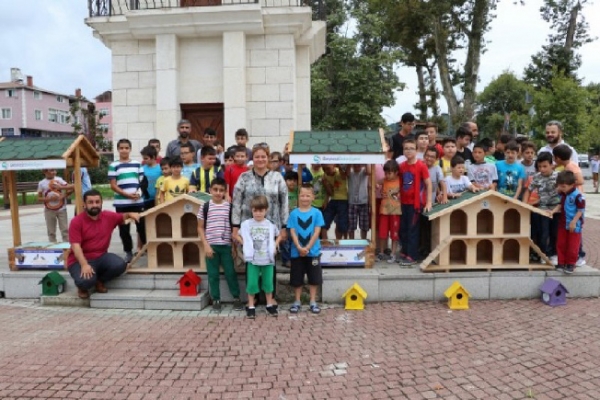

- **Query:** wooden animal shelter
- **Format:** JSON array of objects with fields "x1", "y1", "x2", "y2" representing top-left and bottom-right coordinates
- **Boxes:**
[
  {"x1": 288, "y1": 129, "x2": 387, "y2": 268},
  {"x1": 421, "y1": 191, "x2": 553, "y2": 272},
  {"x1": 128, "y1": 192, "x2": 211, "y2": 272}
]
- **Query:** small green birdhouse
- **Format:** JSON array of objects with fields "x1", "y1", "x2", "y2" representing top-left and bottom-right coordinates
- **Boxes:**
[
  {"x1": 444, "y1": 281, "x2": 470, "y2": 310},
  {"x1": 342, "y1": 283, "x2": 367, "y2": 310},
  {"x1": 39, "y1": 271, "x2": 66, "y2": 296}
]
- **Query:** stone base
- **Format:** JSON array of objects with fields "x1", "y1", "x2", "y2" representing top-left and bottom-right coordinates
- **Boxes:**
[{"x1": 90, "y1": 289, "x2": 210, "y2": 311}]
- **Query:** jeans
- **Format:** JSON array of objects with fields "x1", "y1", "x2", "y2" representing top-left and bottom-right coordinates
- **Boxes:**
[
  {"x1": 400, "y1": 204, "x2": 420, "y2": 260},
  {"x1": 531, "y1": 212, "x2": 559, "y2": 257},
  {"x1": 205, "y1": 245, "x2": 240, "y2": 301},
  {"x1": 115, "y1": 205, "x2": 146, "y2": 253},
  {"x1": 68, "y1": 252, "x2": 126, "y2": 290},
  {"x1": 280, "y1": 228, "x2": 292, "y2": 265}
]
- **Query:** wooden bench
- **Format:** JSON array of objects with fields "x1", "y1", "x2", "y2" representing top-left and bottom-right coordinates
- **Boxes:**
[{"x1": 0, "y1": 181, "x2": 40, "y2": 208}]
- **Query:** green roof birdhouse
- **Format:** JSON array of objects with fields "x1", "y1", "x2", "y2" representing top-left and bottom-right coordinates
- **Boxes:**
[{"x1": 39, "y1": 271, "x2": 66, "y2": 296}]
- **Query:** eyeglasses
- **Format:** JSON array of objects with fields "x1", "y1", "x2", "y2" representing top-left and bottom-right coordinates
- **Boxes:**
[{"x1": 253, "y1": 142, "x2": 269, "y2": 149}]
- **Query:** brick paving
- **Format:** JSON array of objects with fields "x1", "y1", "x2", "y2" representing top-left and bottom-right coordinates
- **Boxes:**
[{"x1": 1, "y1": 299, "x2": 600, "y2": 399}]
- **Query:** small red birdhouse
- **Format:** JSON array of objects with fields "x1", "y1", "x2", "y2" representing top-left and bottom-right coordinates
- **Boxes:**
[{"x1": 177, "y1": 269, "x2": 202, "y2": 296}]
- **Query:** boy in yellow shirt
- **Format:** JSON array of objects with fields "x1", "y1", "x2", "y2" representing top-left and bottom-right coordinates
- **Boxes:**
[
  {"x1": 159, "y1": 157, "x2": 190, "y2": 203},
  {"x1": 322, "y1": 164, "x2": 349, "y2": 239}
]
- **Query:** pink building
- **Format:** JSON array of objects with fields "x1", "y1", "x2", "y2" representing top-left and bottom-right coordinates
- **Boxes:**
[
  {"x1": 94, "y1": 91, "x2": 113, "y2": 141},
  {"x1": 0, "y1": 68, "x2": 75, "y2": 137}
]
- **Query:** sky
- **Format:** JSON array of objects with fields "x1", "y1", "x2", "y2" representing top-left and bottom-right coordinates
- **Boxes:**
[{"x1": 1, "y1": 0, "x2": 599, "y2": 122}]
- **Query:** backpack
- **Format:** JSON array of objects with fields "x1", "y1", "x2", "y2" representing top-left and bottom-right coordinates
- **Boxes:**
[{"x1": 202, "y1": 201, "x2": 233, "y2": 229}]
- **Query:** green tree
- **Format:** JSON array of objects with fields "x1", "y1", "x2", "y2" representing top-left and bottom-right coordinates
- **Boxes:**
[
  {"x1": 476, "y1": 72, "x2": 533, "y2": 137},
  {"x1": 69, "y1": 96, "x2": 112, "y2": 152},
  {"x1": 310, "y1": 0, "x2": 403, "y2": 130},
  {"x1": 532, "y1": 73, "x2": 595, "y2": 151},
  {"x1": 524, "y1": 0, "x2": 593, "y2": 89}
]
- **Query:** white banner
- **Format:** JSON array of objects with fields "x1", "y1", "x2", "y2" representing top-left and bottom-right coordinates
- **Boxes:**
[
  {"x1": 290, "y1": 154, "x2": 385, "y2": 165},
  {"x1": 0, "y1": 159, "x2": 66, "y2": 171}
]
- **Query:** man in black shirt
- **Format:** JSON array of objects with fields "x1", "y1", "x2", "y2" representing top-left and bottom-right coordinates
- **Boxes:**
[
  {"x1": 391, "y1": 112, "x2": 416, "y2": 160},
  {"x1": 455, "y1": 125, "x2": 474, "y2": 165}
]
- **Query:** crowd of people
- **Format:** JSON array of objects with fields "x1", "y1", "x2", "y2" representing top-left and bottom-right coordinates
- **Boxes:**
[{"x1": 36, "y1": 115, "x2": 594, "y2": 317}]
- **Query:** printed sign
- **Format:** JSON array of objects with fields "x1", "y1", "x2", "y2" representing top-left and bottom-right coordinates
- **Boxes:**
[
  {"x1": 321, "y1": 245, "x2": 367, "y2": 267},
  {"x1": 0, "y1": 159, "x2": 66, "y2": 171},
  {"x1": 290, "y1": 154, "x2": 385, "y2": 165},
  {"x1": 13, "y1": 249, "x2": 66, "y2": 270}
]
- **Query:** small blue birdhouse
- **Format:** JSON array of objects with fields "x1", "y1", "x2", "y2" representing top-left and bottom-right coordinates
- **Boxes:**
[{"x1": 540, "y1": 278, "x2": 568, "y2": 307}]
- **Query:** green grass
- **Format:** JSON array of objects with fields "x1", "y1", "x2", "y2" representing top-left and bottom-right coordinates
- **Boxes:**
[{"x1": 0, "y1": 184, "x2": 115, "y2": 207}]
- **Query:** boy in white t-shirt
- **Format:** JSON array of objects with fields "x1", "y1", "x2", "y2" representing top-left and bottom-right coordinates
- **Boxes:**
[
  {"x1": 445, "y1": 156, "x2": 479, "y2": 199},
  {"x1": 37, "y1": 169, "x2": 74, "y2": 242}
]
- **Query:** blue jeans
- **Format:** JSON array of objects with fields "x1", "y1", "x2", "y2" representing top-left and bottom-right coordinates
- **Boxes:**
[
  {"x1": 280, "y1": 228, "x2": 292, "y2": 265},
  {"x1": 68, "y1": 252, "x2": 126, "y2": 290},
  {"x1": 400, "y1": 204, "x2": 420, "y2": 260},
  {"x1": 531, "y1": 212, "x2": 559, "y2": 257}
]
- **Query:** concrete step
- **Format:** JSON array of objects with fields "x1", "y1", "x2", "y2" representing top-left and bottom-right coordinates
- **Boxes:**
[{"x1": 90, "y1": 289, "x2": 210, "y2": 311}]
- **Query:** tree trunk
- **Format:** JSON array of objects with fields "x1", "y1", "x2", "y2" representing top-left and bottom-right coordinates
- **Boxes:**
[
  {"x1": 433, "y1": 17, "x2": 460, "y2": 120},
  {"x1": 462, "y1": 0, "x2": 488, "y2": 120},
  {"x1": 426, "y1": 64, "x2": 440, "y2": 116},
  {"x1": 564, "y1": 1, "x2": 581, "y2": 52},
  {"x1": 415, "y1": 64, "x2": 428, "y2": 120}
]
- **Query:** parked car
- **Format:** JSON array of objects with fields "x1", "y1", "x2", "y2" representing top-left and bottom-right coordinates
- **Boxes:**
[{"x1": 579, "y1": 154, "x2": 589, "y2": 168}]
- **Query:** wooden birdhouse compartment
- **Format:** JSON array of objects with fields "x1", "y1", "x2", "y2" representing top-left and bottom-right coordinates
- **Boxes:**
[{"x1": 421, "y1": 191, "x2": 554, "y2": 273}]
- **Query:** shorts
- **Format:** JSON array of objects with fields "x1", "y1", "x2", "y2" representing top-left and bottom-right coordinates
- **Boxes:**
[
  {"x1": 348, "y1": 203, "x2": 370, "y2": 231},
  {"x1": 246, "y1": 263, "x2": 274, "y2": 295},
  {"x1": 290, "y1": 257, "x2": 323, "y2": 287},
  {"x1": 378, "y1": 214, "x2": 400, "y2": 241},
  {"x1": 323, "y1": 199, "x2": 349, "y2": 233},
  {"x1": 593, "y1": 172, "x2": 598, "y2": 182}
]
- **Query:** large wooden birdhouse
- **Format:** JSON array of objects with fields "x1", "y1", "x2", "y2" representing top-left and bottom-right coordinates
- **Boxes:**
[
  {"x1": 39, "y1": 271, "x2": 66, "y2": 296},
  {"x1": 342, "y1": 283, "x2": 368, "y2": 310},
  {"x1": 134, "y1": 192, "x2": 211, "y2": 272},
  {"x1": 177, "y1": 269, "x2": 202, "y2": 297},
  {"x1": 421, "y1": 191, "x2": 554, "y2": 272},
  {"x1": 444, "y1": 281, "x2": 470, "y2": 310},
  {"x1": 540, "y1": 278, "x2": 568, "y2": 307}
]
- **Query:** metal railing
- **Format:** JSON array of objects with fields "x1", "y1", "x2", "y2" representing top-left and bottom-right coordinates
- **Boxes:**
[{"x1": 88, "y1": 0, "x2": 323, "y2": 17}]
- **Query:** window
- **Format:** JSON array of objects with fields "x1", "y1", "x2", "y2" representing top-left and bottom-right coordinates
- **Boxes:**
[
  {"x1": 1, "y1": 128, "x2": 15, "y2": 136},
  {"x1": 5, "y1": 89, "x2": 15, "y2": 98},
  {"x1": 56, "y1": 95, "x2": 65, "y2": 103},
  {"x1": 98, "y1": 123, "x2": 109, "y2": 131},
  {"x1": 1, "y1": 108, "x2": 12, "y2": 119},
  {"x1": 33, "y1": 91, "x2": 42, "y2": 100},
  {"x1": 35, "y1": 110, "x2": 43, "y2": 120},
  {"x1": 48, "y1": 108, "x2": 58, "y2": 122},
  {"x1": 58, "y1": 111, "x2": 69, "y2": 124}
]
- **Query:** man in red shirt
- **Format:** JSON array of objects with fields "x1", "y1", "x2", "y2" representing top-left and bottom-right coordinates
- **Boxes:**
[{"x1": 68, "y1": 189, "x2": 141, "y2": 299}]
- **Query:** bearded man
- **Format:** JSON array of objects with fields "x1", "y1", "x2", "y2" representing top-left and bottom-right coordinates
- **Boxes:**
[
  {"x1": 165, "y1": 119, "x2": 203, "y2": 163},
  {"x1": 68, "y1": 189, "x2": 141, "y2": 299},
  {"x1": 538, "y1": 120, "x2": 579, "y2": 164}
]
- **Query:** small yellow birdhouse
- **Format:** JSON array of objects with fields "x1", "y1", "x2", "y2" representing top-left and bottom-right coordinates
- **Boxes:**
[
  {"x1": 342, "y1": 283, "x2": 368, "y2": 310},
  {"x1": 444, "y1": 281, "x2": 471, "y2": 310}
]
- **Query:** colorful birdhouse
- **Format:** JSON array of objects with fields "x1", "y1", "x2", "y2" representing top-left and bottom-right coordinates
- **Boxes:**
[
  {"x1": 177, "y1": 269, "x2": 202, "y2": 297},
  {"x1": 444, "y1": 281, "x2": 470, "y2": 310},
  {"x1": 342, "y1": 283, "x2": 367, "y2": 310},
  {"x1": 38, "y1": 271, "x2": 66, "y2": 296},
  {"x1": 540, "y1": 278, "x2": 568, "y2": 307}
]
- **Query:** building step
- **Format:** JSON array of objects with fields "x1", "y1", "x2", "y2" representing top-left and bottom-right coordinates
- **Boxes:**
[{"x1": 90, "y1": 289, "x2": 210, "y2": 311}]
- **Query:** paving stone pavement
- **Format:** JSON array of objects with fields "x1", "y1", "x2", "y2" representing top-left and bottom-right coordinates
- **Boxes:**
[{"x1": 1, "y1": 298, "x2": 600, "y2": 399}]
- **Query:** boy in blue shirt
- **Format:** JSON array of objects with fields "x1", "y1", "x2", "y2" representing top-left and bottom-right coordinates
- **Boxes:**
[
  {"x1": 495, "y1": 141, "x2": 526, "y2": 199},
  {"x1": 140, "y1": 145, "x2": 162, "y2": 210},
  {"x1": 288, "y1": 184, "x2": 325, "y2": 314}
]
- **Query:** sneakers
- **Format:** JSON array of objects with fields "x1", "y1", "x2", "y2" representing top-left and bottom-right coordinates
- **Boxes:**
[
  {"x1": 124, "y1": 252, "x2": 133, "y2": 263},
  {"x1": 563, "y1": 264, "x2": 575, "y2": 274},
  {"x1": 386, "y1": 256, "x2": 397, "y2": 264},
  {"x1": 232, "y1": 298, "x2": 243, "y2": 311},
  {"x1": 309, "y1": 304, "x2": 321, "y2": 314},
  {"x1": 399, "y1": 256, "x2": 418, "y2": 266},
  {"x1": 266, "y1": 304, "x2": 279, "y2": 317},
  {"x1": 377, "y1": 253, "x2": 391, "y2": 262},
  {"x1": 555, "y1": 264, "x2": 565, "y2": 272},
  {"x1": 576, "y1": 257, "x2": 586, "y2": 267},
  {"x1": 212, "y1": 300, "x2": 221, "y2": 311},
  {"x1": 289, "y1": 303, "x2": 301, "y2": 314},
  {"x1": 549, "y1": 256, "x2": 558, "y2": 266},
  {"x1": 246, "y1": 307, "x2": 256, "y2": 319}
]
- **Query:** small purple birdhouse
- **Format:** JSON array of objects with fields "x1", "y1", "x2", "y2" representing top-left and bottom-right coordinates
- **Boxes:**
[
  {"x1": 540, "y1": 278, "x2": 568, "y2": 307},
  {"x1": 177, "y1": 269, "x2": 202, "y2": 297}
]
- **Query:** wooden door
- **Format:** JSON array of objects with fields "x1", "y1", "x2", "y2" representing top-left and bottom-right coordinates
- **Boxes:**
[
  {"x1": 180, "y1": 0, "x2": 222, "y2": 6},
  {"x1": 180, "y1": 103, "x2": 224, "y2": 147}
]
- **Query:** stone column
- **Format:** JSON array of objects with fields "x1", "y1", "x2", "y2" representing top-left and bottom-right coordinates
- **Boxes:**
[
  {"x1": 222, "y1": 32, "x2": 246, "y2": 147},
  {"x1": 295, "y1": 45, "x2": 311, "y2": 130},
  {"x1": 156, "y1": 34, "x2": 179, "y2": 142}
]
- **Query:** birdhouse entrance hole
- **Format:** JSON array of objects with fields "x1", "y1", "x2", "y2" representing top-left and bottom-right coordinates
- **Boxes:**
[
  {"x1": 449, "y1": 240, "x2": 467, "y2": 264},
  {"x1": 157, "y1": 243, "x2": 174, "y2": 267},
  {"x1": 46, "y1": 281, "x2": 52, "y2": 287},
  {"x1": 181, "y1": 213, "x2": 198, "y2": 238},
  {"x1": 556, "y1": 290, "x2": 562, "y2": 297},
  {"x1": 351, "y1": 294, "x2": 358, "y2": 301},
  {"x1": 184, "y1": 281, "x2": 191, "y2": 287},
  {"x1": 450, "y1": 210, "x2": 467, "y2": 235},
  {"x1": 156, "y1": 214, "x2": 173, "y2": 238},
  {"x1": 477, "y1": 209, "x2": 494, "y2": 234},
  {"x1": 503, "y1": 209, "x2": 520, "y2": 234},
  {"x1": 183, "y1": 243, "x2": 200, "y2": 267},
  {"x1": 456, "y1": 293, "x2": 463, "y2": 300},
  {"x1": 502, "y1": 239, "x2": 520, "y2": 263}
]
